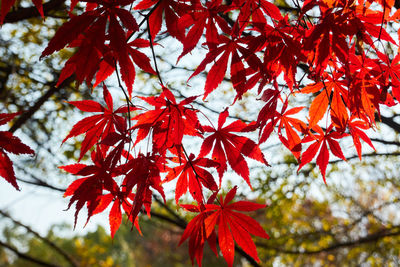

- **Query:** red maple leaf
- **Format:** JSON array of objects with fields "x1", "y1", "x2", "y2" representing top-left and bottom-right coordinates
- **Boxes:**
[
  {"x1": 232, "y1": 0, "x2": 283, "y2": 29},
  {"x1": 41, "y1": 0, "x2": 144, "y2": 93},
  {"x1": 177, "y1": 0, "x2": 230, "y2": 61},
  {"x1": 60, "y1": 147, "x2": 119, "y2": 227},
  {"x1": 353, "y1": 5, "x2": 397, "y2": 48},
  {"x1": 256, "y1": 89, "x2": 281, "y2": 131},
  {"x1": 346, "y1": 50, "x2": 381, "y2": 124},
  {"x1": 199, "y1": 109, "x2": 268, "y2": 187},
  {"x1": 188, "y1": 33, "x2": 262, "y2": 100},
  {"x1": 179, "y1": 193, "x2": 219, "y2": 267},
  {"x1": 132, "y1": 86, "x2": 201, "y2": 156},
  {"x1": 203, "y1": 186, "x2": 269, "y2": 267},
  {"x1": 298, "y1": 125, "x2": 348, "y2": 183},
  {"x1": 64, "y1": 84, "x2": 135, "y2": 160},
  {"x1": 91, "y1": 189, "x2": 141, "y2": 238},
  {"x1": 41, "y1": 9, "x2": 106, "y2": 88},
  {"x1": 0, "y1": 112, "x2": 34, "y2": 190},
  {"x1": 259, "y1": 100, "x2": 306, "y2": 159},
  {"x1": 303, "y1": 4, "x2": 354, "y2": 75},
  {"x1": 374, "y1": 51, "x2": 400, "y2": 102},
  {"x1": 134, "y1": 0, "x2": 189, "y2": 41},
  {"x1": 300, "y1": 71, "x2": 349, "y2": 129},
  {"x1": 164, "y1": 153, "x2": 218, "y2": 204},
  {"x1": 92, "y1": 38, "x2": 156, "y2": 91},
  {"x1": 348, "y1": 115, "x2": 375, "y2": 160},
  {"x1": 257, "y1": 18, "x2": 304, "y2": 90},
  {"x1": 117, "y1": 153, "x2": 166, "y2": 223}
]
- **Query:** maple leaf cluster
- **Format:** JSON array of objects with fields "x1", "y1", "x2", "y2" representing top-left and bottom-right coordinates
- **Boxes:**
[
  {"x1": 58, "y1": 85, "x2": 268, "y2": 265},
  {"x1": 2, "y1": 0, "x2": 400, "y2": 265}
]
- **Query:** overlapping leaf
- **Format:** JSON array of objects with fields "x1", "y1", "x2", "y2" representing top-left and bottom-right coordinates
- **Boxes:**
[
  {"x1": 164, "y1": 153, "x2": 218, "y2": 204},
  {"x1": 298, "y1": 125, "x2": 348, "y2": 183},
  {"x1": 41, "y1": 1, "x2": 146, "y2": 92},
  {"x1": 199, "y1": 109, "x2": 268, "y2": 187},
  {"x1": 64, "y1": 85, "x2": 134, "y2": 160},
  {"x1": 132, "y1": 86, "x2": 201, "y2": 156},
  {"x1": 188, "y1": 33, "x2": 262, "y2": 100},
  {"x1": 179, "y1": 197, "x2": 218, "y2": 267},
  {"x1": 60, "y1": 147, "x2": 119, "y2": 226},
  {"x1": 259, "y1": 101, "x2": 306, "y2": 159},
  {"x1": 117, "y1": 153, "x2": 166, "y2": 222},
  {"x1": 177, "y1": 0, "x2": 230, "y2": 61},
  {"x1": 188, "y1": 186, "x2": 269, "y2": 267},
  {"x1": 134, "y1": 0, "x2": 189, "y2": 41},
  {"x1": 0, "y1": 113, "x2": 34, "y2": 190}
]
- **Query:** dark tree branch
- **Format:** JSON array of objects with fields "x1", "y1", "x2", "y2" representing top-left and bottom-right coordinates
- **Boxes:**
[
  {"x1": 0, "y1": 211, "x2": 78, "y2": 267},
  {"x1": 256, "y1": 227, "x2": 400, "y2": 255},
  {"x1": 14, "y1": 163, "x2": 66, "y2": 192},
  {"x1": 15, "y1": 176, "x2": 66, "y2": 192},
  {"x1": 0, "y1": 240, "x2": 60, "y2": 267},
  {"x1": 4, "y1": 0, "x2": 66, "y2": 24},
  {"x1": 153, "y1": 196, "x2": 188, "y2": 228},
  {"x1": 272, "y1": 151, "x2": 400, "y2": 166},
  {"x1": 328, "y1": 151, "x2": 400, "y2": 164},
  {"x1": 378, "y1": 114, "x2": 400, "y2": 133},
  {"x1": 9, "y1": 76, "x2": 74, "y2": 133},
  {"x1": 370, "y1": 138, "x2": 400, "y2": 146},
  {"x1": 150, "y1": 211, "x2": 187, "y2": 229}
]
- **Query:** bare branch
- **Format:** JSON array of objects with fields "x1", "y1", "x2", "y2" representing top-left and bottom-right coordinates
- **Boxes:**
[
  {"x1": 4, "y1": 0, "x2": 65, "y2": 24},
  {"x1": 0, "y1": 210, "x2": 78, "y2": 267},
  {"x1": 256, "y1": 227, "x2": 400, "y2": 255},
  {"x1": 0, "y1": 240, "x2": 60, "y2": 267},
  {"x1": 10, "y1": 76, "x2": 74, "y2": 133}
]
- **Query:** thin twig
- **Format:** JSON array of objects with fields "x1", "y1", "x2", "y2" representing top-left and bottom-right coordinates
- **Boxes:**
[
  {"x1": 147, "y1": 18, "x2": 164, "y2": 86},
  {"x1": 0, "y1": 240, "x2": 60, "y2": 267},
  {"x1": 0, "y1": 211, "x2": 78, "y2": 267}
]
